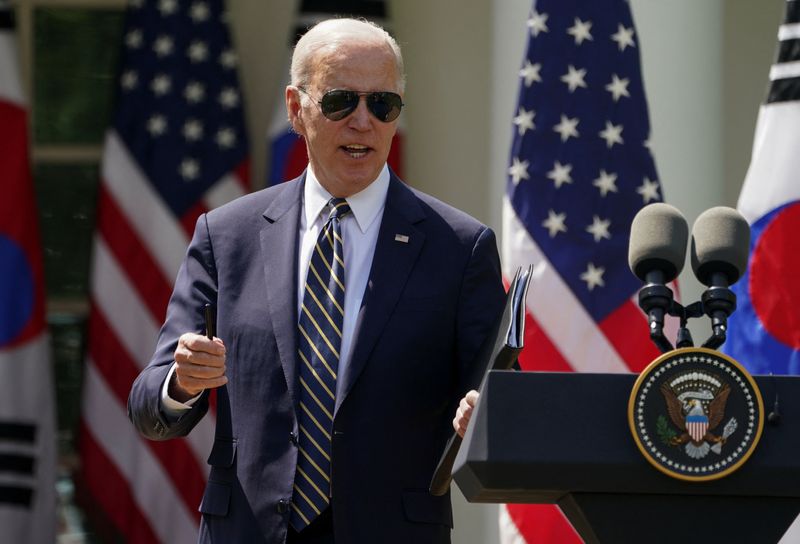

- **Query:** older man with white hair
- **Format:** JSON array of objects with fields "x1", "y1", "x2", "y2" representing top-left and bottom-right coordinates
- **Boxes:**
[{"x1": 128, "y1": 17, "x2": 505, "y2": 544}]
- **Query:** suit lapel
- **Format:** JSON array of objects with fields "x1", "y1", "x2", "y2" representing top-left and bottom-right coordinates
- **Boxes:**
[
  {"x1": 335, "y1": 176, "x2": 426, "y2": 416},
  {"x1": 260, "y1": 177, "x2": 304, "y2": 405}
]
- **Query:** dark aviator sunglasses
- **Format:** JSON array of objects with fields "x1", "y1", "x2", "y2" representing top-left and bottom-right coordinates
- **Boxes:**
[{"x1": 298, "y1": 87, "x2": 404, "y2": 123}]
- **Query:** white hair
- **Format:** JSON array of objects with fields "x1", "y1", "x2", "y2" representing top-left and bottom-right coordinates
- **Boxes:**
[{"x1": 290, "y1": 18, "x2": 405, "y2": 92}]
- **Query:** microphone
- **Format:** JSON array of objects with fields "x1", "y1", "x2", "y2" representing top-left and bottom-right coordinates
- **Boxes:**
[
  {"x1": 690, "y1": 206, "x2": 750, "y2": 349},
  {"x1": 629, "y1": 203, "x2": 689, "y2": 353}
]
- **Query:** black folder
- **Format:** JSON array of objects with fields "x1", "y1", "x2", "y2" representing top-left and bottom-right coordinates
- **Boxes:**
[{"x1": 429, "y1": 264, "x2": 533, "y2": 496}]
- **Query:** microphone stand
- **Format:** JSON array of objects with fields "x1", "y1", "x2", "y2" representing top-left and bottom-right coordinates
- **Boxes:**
[
  {"x1": 668, "y1": 300, "x2": 703, "y2": 349},
  {"x1": 700, "y1": 272, "x2": 737, "y2": 350},
  {"x1": 638, "y1": 270, "x2": 676, "y2": 353},
  {"x1": 636, "y1": 282, "x2": 732, "y2": 353}
]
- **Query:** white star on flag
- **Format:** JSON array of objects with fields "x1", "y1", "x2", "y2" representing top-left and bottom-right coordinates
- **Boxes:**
[
  {"x1": 593, "y1": 169, "x2": 618, "y2": 196},
  {"x1": 542, "y1": 209, "x2": 568, "y2": 237},
  {"x1": 184, "y1": 81, "x2": 206, "y2": 103},
  {"x1": 580, "y1": 262, "x2": 606, "y2": 290},
  {"x1": 599, "y1": 120, "x2": 624, "y2": 148},
  {"x1": 519, "y1": 60, "x2": 543, "y2": 87},
  {"x1": 519, "y1": 60, "x2": 542, "y2": 87},
  {"x1": 219, "y1": 87, "x2": 240, "y2": 109},
  {"x1": 605, "y1": 74, "x2": 630, "y2": 102},
  {"x1": 158, "y1": 0, "x2": 178, "y2": 16},
  {"x1": 153, "y1": 35, "x2": 174, "y2": 57},
  {"x1": 150, "y1": 74, "x2": 172, "y2": 96},
  {"x1": 637, "y1": 177, "x2": 661, "y2": 203},
  {"x1": 567, "y1": 18, "x2": 593, "y2": 45},
  {"x1": 216, "y1": 127, "x2": 236, "y2": 148},
  {"x1": 188, "y1": 40, "x2": 209, "y2": 62},
  {"x1": 190, "y1": 1, "x2": 210, "y2": 22},
  {"x1": 146, "y1": 114, "x2": 167, "y2": 136},
  {"x1": 121, "y1": 70, "x2": 138, "y2": 90},
  {"x1": 527, "y1": 10, "x2": 549, "y2": 36},
  {"x1": 508, "y1": 157, "x2": 530, "y2": 185},
  {"x1": 179, "y1": 157, "x2": 200, "y2": 180},
  {"x1": 586, "y1": 215, "x2": 611, "y2": 242},
  {"x1": 126, "y1": 29, "x2": 143, "y2": 48},
  {"x1": 513, "y1": 107, "x2": 536, "y2": 135},
  {"x1": 183, "y1": 119, "x2": 203, "y2": 141},
  {"x1": 611, "y1": 24, "x2": 636, "y2": 51},
  {"x1": 219, "y1": 49, "x2": 238, "y2": 69},
  {"x1": 561, "y1": 65, "x2": 588, "y2": 92},
  {"x1": 547, "y1": 160, "x2": 573, "y2": 188},
  {"x1": 553, "y1": 114, "x2": 580, "y2": 142}
]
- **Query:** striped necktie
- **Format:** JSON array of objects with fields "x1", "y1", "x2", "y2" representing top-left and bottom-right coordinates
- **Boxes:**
[{"x1": 291, "y1": 197, "x2": 351, "y2": 530}]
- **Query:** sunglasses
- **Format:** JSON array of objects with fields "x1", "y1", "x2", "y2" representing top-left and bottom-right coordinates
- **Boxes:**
[{"x1": 298, "y1": 88, "x2": 404, "y2": 123}]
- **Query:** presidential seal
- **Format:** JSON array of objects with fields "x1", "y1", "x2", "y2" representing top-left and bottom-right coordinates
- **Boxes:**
[{"x1": 628, "y1": 347, "x2": 764, "y2": 481}]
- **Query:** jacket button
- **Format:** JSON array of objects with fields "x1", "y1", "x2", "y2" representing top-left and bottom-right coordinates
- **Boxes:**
[
  {"x1": 277, "y1": 499, "x2": 289, "y2": 513},
  {"x1": 289, "y1": 431, "x2": 298, "y2": 446}
]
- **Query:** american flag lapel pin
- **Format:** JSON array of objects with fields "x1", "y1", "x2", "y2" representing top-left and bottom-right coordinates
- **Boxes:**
[{"x1": 394, "y1": 234, "x2": 409, "y2": 243}]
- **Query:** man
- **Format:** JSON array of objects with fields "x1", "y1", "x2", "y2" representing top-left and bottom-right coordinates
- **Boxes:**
[{"x1": 128, "y1": 18, "x2": 505, "y2": 543}]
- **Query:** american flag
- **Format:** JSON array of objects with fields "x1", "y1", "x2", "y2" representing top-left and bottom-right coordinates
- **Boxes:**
[
  {"x1": 725, "y1": 2, "x2": 800, "y2": 539},
  {"x1": 500, "y1": 0, "x2": 663, "y2": 541},
  {"x1": 79, "y1": 0, "x2": 248, "y2": 542},
  {"x1": 0, "y1": 5, "x2": 56, "y2": 541}
]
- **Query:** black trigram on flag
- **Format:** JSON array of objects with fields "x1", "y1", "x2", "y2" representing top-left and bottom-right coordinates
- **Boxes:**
[{"x1": 0, "y1": 422, "x2": 38, "y2": 508}]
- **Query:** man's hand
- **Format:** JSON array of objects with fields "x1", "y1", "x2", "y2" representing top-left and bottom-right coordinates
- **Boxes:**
[
  {"x1": 453, "y1": 390, "x2": 479, "y2": 438},
  {"x1": 170, "y1": 332, "x2": 227, "y2": 402}
]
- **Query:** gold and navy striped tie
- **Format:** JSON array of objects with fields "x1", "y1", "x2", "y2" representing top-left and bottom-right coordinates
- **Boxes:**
[{"x1": 291, "y1": 197, "x2": 350, "y2": 530}]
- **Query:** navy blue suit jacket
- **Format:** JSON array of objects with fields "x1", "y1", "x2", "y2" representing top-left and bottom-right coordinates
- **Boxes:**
[{"x1": 128, "y1": 172, "x2": 505, "y2": 543}]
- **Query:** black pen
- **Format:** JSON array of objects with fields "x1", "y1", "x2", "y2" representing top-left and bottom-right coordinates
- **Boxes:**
[{"x1": 204, "y1": 303, "x2": 215, "y2": 340}]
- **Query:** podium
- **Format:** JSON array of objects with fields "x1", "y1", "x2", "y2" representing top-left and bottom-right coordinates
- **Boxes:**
[{"x1": 453, "y1": 371, "x2": 800, "y2": 543}]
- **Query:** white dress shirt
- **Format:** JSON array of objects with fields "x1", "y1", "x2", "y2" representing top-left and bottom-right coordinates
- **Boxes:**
[
  {"x1": 298, "y1": 165, "x2": 388, "y2": 394},
  {"x1": 161, "y1": 165, "x2": 389, "y2": 411}
]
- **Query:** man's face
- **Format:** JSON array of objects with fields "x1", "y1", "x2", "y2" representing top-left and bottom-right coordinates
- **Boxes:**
[{"x1": 287, "y1": 41, "x2": 401, "y2": 197}]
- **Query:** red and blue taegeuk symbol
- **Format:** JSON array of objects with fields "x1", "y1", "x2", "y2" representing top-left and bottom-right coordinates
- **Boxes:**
[
  {"x1": 0, "y1": 234, "x2": 36, "y2": 347},
  {"x1": 726, "y1": 200, "x2": 800, "y2": 374}
]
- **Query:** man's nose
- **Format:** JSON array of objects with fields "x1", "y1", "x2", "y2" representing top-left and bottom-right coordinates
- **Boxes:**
[{"x1": 347, "y1": 97, "x2": 372, "y2": 129}]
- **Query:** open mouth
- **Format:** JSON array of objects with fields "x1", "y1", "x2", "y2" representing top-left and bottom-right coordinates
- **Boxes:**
[{"x1": 342, "y1": 144, "x2": 370, "y2": 158}]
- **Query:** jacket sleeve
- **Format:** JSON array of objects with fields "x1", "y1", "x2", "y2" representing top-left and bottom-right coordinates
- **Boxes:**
[
  {"x1": 454, "y1": 226, "x2": 507, "y2": 397},
  {"x1": 127, "y1": 213, "x2": 217, "y2": 440}
]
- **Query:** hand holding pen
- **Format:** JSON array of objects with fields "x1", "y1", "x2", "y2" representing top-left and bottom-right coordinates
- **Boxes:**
[{"x1": 170, "y1": 303, "x2": 227, "y2": 401}]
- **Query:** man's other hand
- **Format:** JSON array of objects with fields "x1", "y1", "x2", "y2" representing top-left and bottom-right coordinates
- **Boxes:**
[{"x1": 453, "y1": 390, "x2": 479, "y2": 438}]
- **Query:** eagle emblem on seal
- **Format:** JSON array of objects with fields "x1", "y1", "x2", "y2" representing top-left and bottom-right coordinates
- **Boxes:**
[
  {"x1": 629, "y1": 347, "x2": 764, "y2": 481},
  {"x1": 659, "y1": 372, "x2": 738, "y2": 459}
]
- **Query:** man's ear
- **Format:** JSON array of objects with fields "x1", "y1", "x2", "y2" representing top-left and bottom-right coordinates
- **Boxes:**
[{"x1": 286, "y1": 86, "x2": 305, "y2": 136}]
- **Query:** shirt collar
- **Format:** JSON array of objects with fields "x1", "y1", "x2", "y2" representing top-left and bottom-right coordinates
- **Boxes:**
[{"x1": 303, "y1": 164, "x2": 390, "y2": 233}]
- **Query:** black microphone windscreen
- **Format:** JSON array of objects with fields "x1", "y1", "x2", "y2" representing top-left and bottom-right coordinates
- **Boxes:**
[
  {"x1": 628, "y1": 203, "x2": 689, "y2": 282},
  {"x1": 690, "y1": 206, "x2": 750, "y2": 285}
]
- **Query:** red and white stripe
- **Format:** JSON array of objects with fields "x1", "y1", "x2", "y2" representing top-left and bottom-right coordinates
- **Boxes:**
[
  {"x1": 500, "y1": 197, "x2": 664, "y2": 543},
  {"x1": 80, "y1": 129, "x2": 248, "y2": 543},
  {"x1": 687, "y1": 421, "x2": 708, "y2": 443}
]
